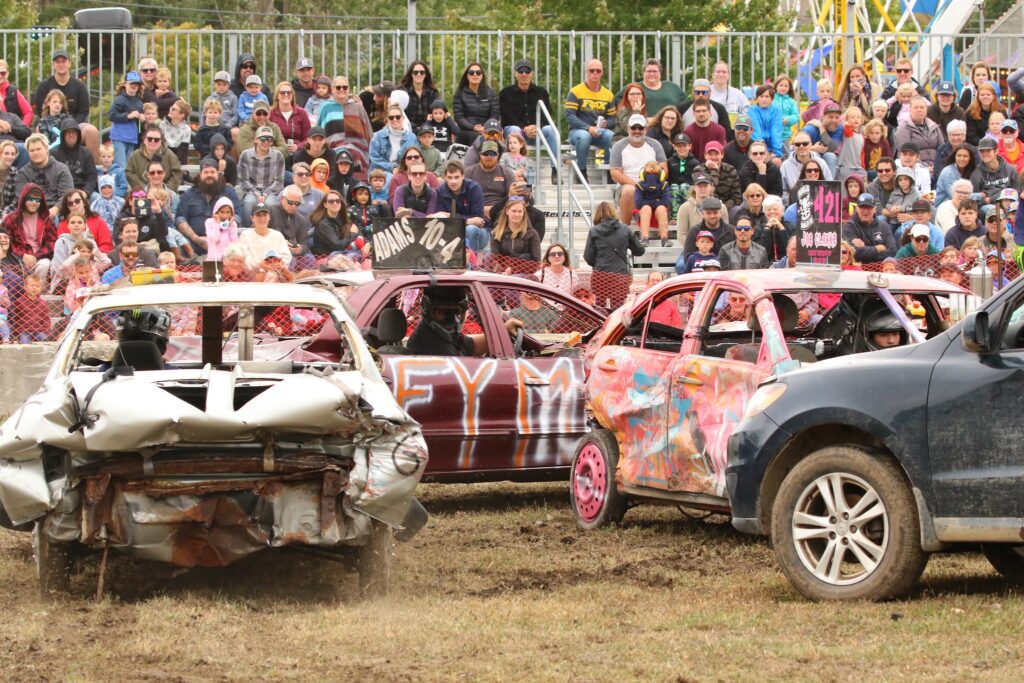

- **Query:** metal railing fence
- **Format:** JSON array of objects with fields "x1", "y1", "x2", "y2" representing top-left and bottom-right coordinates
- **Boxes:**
[{"x1": 4, "y1": 28, "x2": 1024, "y2": 135}]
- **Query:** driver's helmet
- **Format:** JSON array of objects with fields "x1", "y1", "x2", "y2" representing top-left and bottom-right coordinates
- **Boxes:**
[
  {"x1": 861, "y1": 308, "x2": 907, "y2": 351},
  {"x1": 420, "y1": 286, "x2": 469, "y2": 338},
  {"x1": 116, "y1": 308, "x2": 171, "y2": 353}
]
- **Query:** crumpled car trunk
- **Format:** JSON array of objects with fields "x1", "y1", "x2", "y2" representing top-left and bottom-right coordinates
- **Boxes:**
[{"x1": 0, "y1": 367, "x2": 427, "y2": 567}]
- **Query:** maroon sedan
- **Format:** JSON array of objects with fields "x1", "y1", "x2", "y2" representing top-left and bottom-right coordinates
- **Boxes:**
[{"x1": 310, "y1": 272, "x2": 606, "y2": 482}]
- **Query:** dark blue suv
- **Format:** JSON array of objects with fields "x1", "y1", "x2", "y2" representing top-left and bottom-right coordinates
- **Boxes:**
[{"x1": 727, "y1": 276, "x2": 1024, "y2": 601}]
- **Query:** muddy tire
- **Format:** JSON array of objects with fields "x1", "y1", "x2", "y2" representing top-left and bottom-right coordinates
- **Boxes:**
[
  {"x1": 982, "y1": 544, "x2": 1024, "y2": 583},
  {"x1": 771, "y1": 446, "x2": 928, "y2": 601},
  {"x1": 34, "y1": 522, "x2": 72, "y2": 598},
  {"x1": 570, "y1": 430, "x2": 627, "y2": 530},
  {"x1": 358, "y1": 521, "x2": 393, "y2": 598}
]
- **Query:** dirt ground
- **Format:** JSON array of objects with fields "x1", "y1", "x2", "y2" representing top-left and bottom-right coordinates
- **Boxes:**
[{"x1": 1, "y1": 482, "x2": 1022, "y2": 682}]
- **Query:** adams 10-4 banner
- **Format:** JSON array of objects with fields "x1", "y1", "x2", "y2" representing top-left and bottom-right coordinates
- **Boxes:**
[
  {"x1": 370, "y1": 217, "x2": 466, "y2": 270},
  {"x1": 795, "y1": 180, "x2": 842, "y2": 265}
]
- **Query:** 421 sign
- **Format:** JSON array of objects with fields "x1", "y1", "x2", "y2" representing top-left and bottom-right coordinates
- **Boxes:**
[{"x1": 795, "y1": 180, "x2": 842, "y2": 266}]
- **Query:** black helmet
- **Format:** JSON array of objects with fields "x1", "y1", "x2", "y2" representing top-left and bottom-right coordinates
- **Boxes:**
[
  {"x1": 420, "y1": 287, "x2": 469, "y2": 339},
  {"x1": 116, "y1": 308, "x2": 171, "y2": 352},
  {"x1": 861, "y1": 308, "x2": 907, "y2": 352}
]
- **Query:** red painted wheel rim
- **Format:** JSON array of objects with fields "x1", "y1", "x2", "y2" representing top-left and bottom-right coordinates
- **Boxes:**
[{"x1": 573, "y1": 443, "x2": 607, "y2": 523}]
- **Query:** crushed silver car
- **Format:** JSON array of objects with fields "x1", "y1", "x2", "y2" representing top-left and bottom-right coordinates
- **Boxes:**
[{"x1": 0, "y1": 282, "x2": 428, "y2": 597}]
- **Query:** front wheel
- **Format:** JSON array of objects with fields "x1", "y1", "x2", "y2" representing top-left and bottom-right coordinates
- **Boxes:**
[
  {"x1": 570, "y1": 430, "x2": 627, "y2": 530},
  {"x1": 358, "y1": 521, "x2": 393, "y2": 598},
  {"x1": 982, "y1": 544, "x2": 1024, "y2": 583},
  {"x1": 771, "y1": 446, "x2": 928, "y2": 601},
  {"x1": 34, "y1": 522, "x2": 72, "y2": 599}
]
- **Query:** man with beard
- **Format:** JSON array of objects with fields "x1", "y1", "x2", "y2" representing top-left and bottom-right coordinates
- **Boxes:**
[
  {"x1": 464, "y1": 141, "x2": 514, "y2": 220},
  {"x1": 682, "y1": 98, "x2": 727, "y2": 163},
  {"x1": 800, "y1": 101, "x2": 844, "y2": 176},
  {"x1": 174, "y1": 159, "x2": 241, "y2": 254},
  {"x1": 13, "y1": 134, "x2": 73, "y2": 218},
  {"x1": 610, "y1": 113, "x2": 667, "y2": 223},
  {"x1": 291, "y1": 57, "x2": 316, "y2": 108}
]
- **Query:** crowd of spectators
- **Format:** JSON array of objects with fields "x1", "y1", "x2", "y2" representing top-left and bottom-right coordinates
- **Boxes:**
[{"x1": 1, "y1": 49, "x2": 1023, "y2": 343}]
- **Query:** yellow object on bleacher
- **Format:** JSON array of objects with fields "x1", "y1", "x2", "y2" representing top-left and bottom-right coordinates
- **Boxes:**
[{"x1": 129, "y1": 268, "x2": 177, "y2": 286}]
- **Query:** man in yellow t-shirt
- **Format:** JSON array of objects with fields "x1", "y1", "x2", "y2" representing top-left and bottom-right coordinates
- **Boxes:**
[{"x1": 564, "y1": 59, "x2": 615, "y2": 182}]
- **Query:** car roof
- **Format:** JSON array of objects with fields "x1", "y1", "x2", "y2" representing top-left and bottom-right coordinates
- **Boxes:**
[
  {"x1": 79, "y1": 282, "x2": 345, "y2": 314},
  {"x1": 656, "y1": 268, "x2": 966, "y2": 295}
]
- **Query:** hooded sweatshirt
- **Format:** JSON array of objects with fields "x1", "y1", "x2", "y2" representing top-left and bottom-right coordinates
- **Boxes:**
[
  {"x1": 1, "y1": 183, "x2": 58, "y2": 259},
  {"x1": 229, "y1": 53, "x2": 272, "y2": 99},
  {"x1": 51, "y1": 119, "x2": 97, "y2": 196},
  {"x1": 584, "y1": 216, "x2": 645, "y2": 274},
  {"x1": 204, "y1": 196, "x2": 239, "y2": 261},
  {"x1": 842, "y1": 175, "x2": 866, "y2": 222},
  {"x1": 208, "y1": 133, "x2": 238, "y2": 186},
  {"x1": 970, "y1": 157, "x2": 1020, "y2": 204}
]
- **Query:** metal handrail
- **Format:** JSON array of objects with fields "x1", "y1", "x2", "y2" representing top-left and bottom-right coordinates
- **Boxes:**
[
  {"x1": 534, "y1": 99, "x2": 562, "y2": 243},
  {"x1": 565, "y1": 160, "x2": 595, "y2": 263}
]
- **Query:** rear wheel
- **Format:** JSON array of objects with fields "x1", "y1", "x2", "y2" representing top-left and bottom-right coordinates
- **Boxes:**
[
  {"x1": 358, "y1": 521, "x2": 393, "y2": 598},
  {"x1": 771, "y1": 446, "x2": 928, "y2": 601},
  {"x1": 982, "y1": 544, "x2": 1024, "y2": 583},
  {"x1": 570, "y1": 430, "x2": 627, "y2": 530},
  {"x1": 34, "y1": 522, "x2": 72, "y2": 598}
]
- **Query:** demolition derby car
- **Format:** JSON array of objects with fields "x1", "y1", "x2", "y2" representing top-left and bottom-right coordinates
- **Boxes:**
[
  {"x1": 571, "y1": 268, "x2": 968, "y2": 529},
  {"x1": 0, "y1": 282, "x2": 428, "y2": 596}
]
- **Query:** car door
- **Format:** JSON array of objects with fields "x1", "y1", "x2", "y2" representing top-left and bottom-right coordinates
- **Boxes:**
[
  {"x1": 665, "y1": 286, "x2": 779, "y2": 500},
  {"x1": 588, "y1": 282, "x2": 707, "y2": 492},
  {"x1": 926, "y1": 292, "x2": 1024, "y2": 519}
]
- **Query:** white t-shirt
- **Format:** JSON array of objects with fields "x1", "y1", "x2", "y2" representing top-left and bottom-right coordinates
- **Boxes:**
[
  {"x1": 238, "y1": 227, "x2": 293, "y2": 268},
  {"x1": 610, "y1": 137, "x2": 666, "y2": 180}
]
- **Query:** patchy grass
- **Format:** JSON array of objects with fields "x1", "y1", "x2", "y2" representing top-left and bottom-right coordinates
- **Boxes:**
[{"x1": 1, "y1": 482, "x2": 1022, "y2": 681}]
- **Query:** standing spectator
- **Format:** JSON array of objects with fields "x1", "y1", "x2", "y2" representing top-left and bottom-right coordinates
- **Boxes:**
[
  {"x1": 433, "y1": 159, "x2": 488, "y2": 252},
  {"x1": 564, "y1": 59, "x2": 615, "y2": 182},
  {"x1": 316, "y1": 76, "x2": 350, "y2": 141},
  {"x1": 369, "y1": 104, "x2": 417, "y2": 173},
  {"x1": 772, "y1": 74, "x2": 801, "y2": 152},
  {"x1": 151, "y1": 68, "x2": 178, "y2": 119},
  {"x1": 695, "y1": 141, "x2": 742, "y2": 209},
  {"x1": 51, "y1": 120, "x2": 97, "y2": 197},
  {"x1": 452, "y1": 63, "x2": 500, "y2": 146},
  {"x1": 965, "y1": 83, "x2": 1004, "y2": 146},
  {"x1": 535, "y1": 243, "x2": 580, "y2": 296},
  {"x1": 666, "y1": 132, "x2": 698, "y2": 214},
  {"x1": 160, "y1": 99, "x2": 192, "y2": 166},
  {"x1": 204, "y1": 197, "x2": 239, "y2": 261},
  {"x1": 500, "y1": 131, "x2": 530, "y2": 184},
  {"x1": 843, "y1": 193, "x2": 896, "y2": 263},
  {"x1": 0, "y1": 59, "x2": 33, "y2": 126},
  {"x1": 291, "y1": 57, "x2": 316, "y2": 108},
  {"x1": 880, "y1": 58, "x2": 928, "y2": 99},
  {"x1": 269, "y1": 185, "x2": 312, "y2": 267},
  {"x1": 238, "y1": 126, "x2": 286, "y2": 221},
  {"x1": 208, "y1": 71, "x2": 239, "y2": 129},
  {"x1": 837, "y1": 106, "x2": 867, "y2": 182},
  {"x1": 489, "y1": 198, "x2": 541, "y2": 271},
  {"x1": 14, "y1": 134, "x2": 73, "y2": 216},
  {"x1": 415, "y1": 125, "x2": 443, "y2": 174},
  {"x1": 239, "y1": 201, "x2": 292, "y2": 268},
  {"x1": 719, "y1": 216, "x2": 769, "y2": 270},
  {"x1": 399, "y1": 60, "x2": 441, "y2": 129},
  {"x1": 1, "y1": 183, "x2": 57, "y2": 281},
  {"x1": 31, "y1": 49, "x2": 100, "y2": 160},
  {"x1": 709, "y1": 61, "x2": 748, "y2": 117},
  {"x1": 747, "y1": 86, "x2": 786, "y2": 161},
  {"x1": 738, "y1": 140, "x2": 783, "y2": 197},
  {"x1": 971, "y1": 136, "x2": 1020, "y2": 205},
  {"x1": 683, "y1": 98, "x2": 727, "y2": 163},
  {"x1": 609, "y1": 114, "x2": 666, "y2": 223},
  {"x1": 959, "y1": 62, "x2": 994, "y2": 110},
  {"x1": 34, "y1": 89, "x2": 74, "y2": 146},
  {"x1": 13, "y1": 274, "x2": 50, "y2": 344},
  {"x1": 862, "y1": 119, "x2": 894, "y2": 176},
  {"x1": 229, "y1": 54, "x2": 270, "y2": 99},
  {"x1": 174, "y1": 159, "x2": 240, "y2": 254},
  {"x1": 108, "y1": 72, "x2": 144, "y2": 169},
  {"x1": 584, "y1": 200, "x2": 644, "y2": 310},
  {"x1": 91, "y1": 175, "x2": 124, "y2": 232},
  {"x1": 125, "y1": 125, "x2": 182, "y2": 190},
  {"x1": 270, "y1": 81, "x2": 310, "y2": 161}
]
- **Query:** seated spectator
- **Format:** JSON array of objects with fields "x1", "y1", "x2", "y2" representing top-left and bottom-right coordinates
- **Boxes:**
[
  {"x1": 34, "y1": 88, "x2": 75, "y2": 146},
  {"x1": 563, "y1": 59, "x2": 615, "y2": 182},
  {"x1": 724, "y1": 113, "x2": 754, "y2": 170},
  {"x1": 510, "y1": 288, "x2": 559, "y2": 334},
  {"x1": 388, "y1": 146, "x2": 440, "y2": 204},
  {"x1": 151, "y1": 68, "x2": 178, "y2": 119},
  {"x1": 972, "y1": 136, "x2": 1019, "y2": 205},
  {"x1": 787, "y1": 159, "x2": 828, "y2": 208},
  {"x1": 679, "y1": 79, "x2": 734, "y2": 141},
  {"x1": 895, "y1": 141, "x2": 931, "y2": 193},
  {"x1": 238, "y1": 126, "x2": 286, "y2": 221},
  {"x1": 694, "y1": 141, "x2": 741, "y2": 209},
  {"x1": 682, "y1": 196, "x2": 733, "y2": 256},
  {"x1": 208, "y1": 134, "x2": 237, "y2": 186},
  {"x1": 893, "y1": 97, "x2": 943, "y2": 172},
  {"x1": 328, "y1": 150, "x2": 357, "y2": 201},
  {"x1": 63, "y1": 255, "x2": 101, "y2": 315},
  {"x1": 369, "y1": 104, "x2": 417, "y2": 173},
  {"x1": 310, "y1": 191, "x2": 366, "y2": 263},
  {"x1": 415, "y1": 124, "x2": 443, "y2": 175},
  {"x1": 896, "y1": 198, "x2": 944, "y2": 248},
  {"x1": 666, "y1": 132, "x2": 698, "y2": 216},
  {"x1": 613, "y1": 83, "x2": 646, "y2": 143},
  {"x1": 160, "y1": 98, "x2": 192, "y2": 166},
  {"x1": 433, "y1": 159, "x2": 487, "y2": 252},
  {"x1": 452, "y1": 62, "x2": 500, "y2": 146},
  {"x1": 292, "y1": 126, "x2": 335, "y2": 182},
  {"x1": 609, "y1": 115, "x2": 666, "y2": 223},
  {"x1": 759, "y1": 195, "x2": 792, "y2": 263},
  {"x1": 634, "y1": 161, "x2": 672, "y2": 246},
  {"x1": 936, "y1": 179, "x2": 973, "y2": 231},
  {"x1": 368, "y1": 168, "x2": 392, "y2": 206},
  {"x1": 269, "y1": 185, "x2": 313, "y2": 267},
  {"x1": 862, "y1": 119, "x2": 893, "y2": 176},
  {"x1": 291, "y1": 57, "x2": 316, "y2": 108},
  {"x1": 678, "y1": 229, "x2": 718, "y2": 274},
  {"x1": 290, "y1": 162, "x2": 323, "y2": 219},
  {"x1": 465, "y1": 141, "x2": 515, "y2": 219},
  {"x1": 51, "y1": 120, "x2": 97, "y2": 197},
  {"x1": 843, "y1": 193, "x2": 897, "y2": 263},
  {"x1": 221, "y1": 243, "x2": 254, "y2": 282},
  {"x1": 935, "y1": 142, "x2": 976, "y2": 206},
  {"x1": 237, "y1": 101, "x2": 287, "y2": 158},
  {"x1": 927, "y1": 81, "x2": 964, "y2": 143},
  {"x1": 964, "y1": 83, "x2": 1003, "y2": 146},
  {"x1": 781, "y1": 130, "x2": 834, "y2": 196},
  {"x1": 800, "y1": 101, "x2": 843, "y2": 175},
  {"x1": 90, "y1": 175, "x2": 124, "y2": 230},
  {"x1": 269, "y1": 81, "x2": 310, "y2": 161},
  {"x1": 125, "y1": 125, "x2": 182, "y2": 190},
  {"x1": 647, "y1": 106, "x2": 684, "y2": 158},
  {"x1": 489, "y1": 198, "x2": 541, "y2": 272},
  {"x1": 392, "y1": 162, "x2": 438, "y2": 218},
  {"x1": 488, "y1": 181, "x2": 545, "y2": 242},
  {"x1": 317, "y1": 76, "x2": 351, "y2": 138},
  {"x1": 238, "y1": 75, "x2": 270, "y2": 124},
  {"x1": 0, "y1": 59, "x2": 33, "y2": 131},
  {"x1": 174, "y1": 159, "x2": 241, "y2": 255},
  {"x1": 499, "y1": 130, "x2": 530, "y2": 184},
  {"x1": 0, "y1": 141, "x2": 22, "y2": 212},
  {"x1": 801, "y1": 77, "x2": 835, "y2": 124},
  {"x1": 238, "y1": 201, "x2": 291, "y2": 268},
  {"x1": 2, "y1": 183, "x2": 57, "y2": 281},
  {"x1": 143, "y1": 160, "x2": 181, "y2": 226},
  {"x1": 100, "y1": 239, "x2": 142, "y2": 284},
  {"x1": 730, "y1": 182, "x2": 769, "y2": 231},
  {"x1": 719, "y1": 216, "x2": 769, "y2": 270},
  {"x1": 204, "y1": 196, "x2": 239, "y2": 261},
  {"x1": 50, "y1": 213, "x2": 94, "y2": 284},
  {"x1": 896, "y1": 224, "x2": 940, "y2": 259},
  {"x1": 997, "y1": 119, "x2": 1024, "y2": 174},
  {"x1": 738, "y1": 140, "x2": 783, "y2": 197},
  {"x1": 683, "y1": 98, "x2": 727, "y2": 163},
  {"x1": 309, "y1": 158, "x2": 331, "y2": 196},
  {"x1": 884, "y1": 167, "x2": 920, "y2": 227},
  {"x1": 58, "y1": 188, "x2": 113, "y2": 253}
]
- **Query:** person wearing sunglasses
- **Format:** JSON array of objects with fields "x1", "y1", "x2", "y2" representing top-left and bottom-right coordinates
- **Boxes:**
[
  {"x1": 393, "y1": 162, "x2": 438, "y2": 219},
  {"x1": 498, "y1": 58, "x2": 559, "y2": 177},
  {"x1": 398, "y1": 60, "x2": 440, "y2": 129},
  {"x1": 125, "y1": 123, "x2": 182, "y2": 191},
  {"x1": 453, "y1": 63, "x2": 499, "y2": 146},
  {"x1": 0, "y1": 58, "x2": 33, "y2": 128},
  {"x1": 679, "y1": 78, "x2": 735, "y2": 141},
  {"x1": 369, "y1": 104, "x2": 418, "y2": 173},
  {"x1": 269, "y1": 81, "x2": 310, "y2": 156},
  {"x1": 564, "y1": 59, "x2": 615, "y2": 182},
  {"x1": 718, "y1": 216, "x2": 769, "y2": 270},
  {"x1": 228, "y1": 52, "x2": 270, "y2": 99},
  {"x1": 236, "y1": 100, "x2": 288, "y2": 159},
  {"x1": 780, "y1": 130, "x2": 834, "y2": 196},
  {"x1": 268, "y1": 185, "x2": 314, "y2": 267},
  {"x1": 879, "y1": 57, "x2": 927, "y2": 101},
  {"x1": 238, "y1": 125, "x2": 286, "y2": 223},
  {"x1": 1, "y1": 182, "x2": 58, "y2": 282}
]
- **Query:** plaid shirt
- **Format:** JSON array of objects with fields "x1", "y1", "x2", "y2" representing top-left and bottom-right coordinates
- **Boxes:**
[{"x1": 237, "y1": 147, "x2": 285, "y2": 196}]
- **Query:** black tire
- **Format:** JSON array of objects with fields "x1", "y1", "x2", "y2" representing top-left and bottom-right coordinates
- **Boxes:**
[
  {"x1": 358, "y1": 521, "x2": 393, "y2": 598},
  {"x1": 771, "y1": 446, "x2": 928, "y2": 601},
  {"x1": 34, "y1": 522, "x2": 72, "y2": 599},
  {"x1": 569, "y1": 429, "x2": 627, "y2": 530},
  {"x1": 982, "y1": 544, "x2": 1024, "y2": 583}
]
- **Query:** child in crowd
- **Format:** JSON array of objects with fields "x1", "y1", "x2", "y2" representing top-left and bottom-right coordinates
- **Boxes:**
[
  {"x1": 160, "y1": 98, "x2": 193, "y2": 165},
  {"x1": 204, "y1": 197, "x2": 239, "y2": 261},
  {"x1": 107, "y1": 71, "x2": 144, "y2": 168},
  {"x1": 885, "y1": 167, "x2": 921, "y2": 227},
  {"x1": 64, "y1": 256, "x2": 100, "y2": 315},
  {"x1": 939, "y1": 245, "x2": 959, "y2": 267},
  {"x1": 667, "y1": 132, "x2": 698, "y2": 215},
  {"x1": 141, "y1": 102, "x2": 159, "y2": 128},
  {"x1": 842, "y1": 175, "x2": 866, "y2": 222},
  {"x1": 959, "y1": 236, "x2": 981, "y2": 269},
  {"x1": 140, "y1": 188, "x2": 172, "y2": 254},
  {"x1": 861, "y1": 119, "x2": 892, "y2": 177},
  {"x1": 309, "y1": 158, "x2": 331, "y2": 194},
  {"x1": 208, "y1": 71, "x2": 239, "y2": 129},
  {"x1": 58, "y1": 238, "x2": 111, "y2": 280},
  {"x1": 837, "y1": 106, "x2": 865, "y2": 182},
  {"x1": 304, "y1": 76, "x2": 332, "y2": 122},
  {"x1": 209, "y1": 134, "x2": 238, "y2": 186},
  {"x1": 368, "y1": 168, "x2": 392, "y2": 205},
  {"x1": 987, "y1": 111, "x2": 1006, "y2": 141},
  {"x1": 347, "y1": 182, "x2": 382, "y2": 238},
  {"x1": 238, "y1": 75, "x2": 269, "y2": 123},
  {"x1": 51, "y1": 214, "x2": 95, "y2": 288},
  {"x1": 500, "y1": 130, "x2": 531, "y2": 184},
  {"x1": 416, "y1": 125, "x2": 443, "y2": 174},
  {"x1": 0, "y1": 270, "x2": 11, "y2": 343},
  {"x1": 679, "y1": 230, "x2": 718, "y2": 274},
  {"x1": 329, "y1": 151, "x2": 356, "y2": 200},
  {"x1": 896, "y1": 142, "x2": 932, "y2": 194},
  {"x1": 427, "y1": 100, "x2": 457, "y2": 153},
  {"x1": 13, "y1": 275, "x2": 50, "y2": 344},
  {"x1": 36, "y1": 89, "x2": 74, "y2": 145},
  {"x1": 194, "y1": 98, "x2": 232, "y2": 157},
  {"x1": 887, "y1": 83, "x2": 915, "y2": 127},
  {"x1": 153, "y1": 68, "x2": 178, "y2": 119},
  {"x1": 634, "y1": 161, "x2": 672, "y2": 246},
  {"x1": 870, "y1": 98, "x2": 895, "y2": 148},
  {"x1": 91, "y1": 175, "x2": 124, "y2": 229},
  {"x1": 95, "y1": 143, "x2": 128, "y2": 199}
]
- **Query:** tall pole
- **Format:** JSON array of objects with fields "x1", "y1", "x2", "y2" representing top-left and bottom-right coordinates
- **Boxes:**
[{"x1": 406, "y1": 0, "x2": 417, "y2": 63}]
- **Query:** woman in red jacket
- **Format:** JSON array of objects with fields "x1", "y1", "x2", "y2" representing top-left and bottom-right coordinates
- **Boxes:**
[{"x1": 269, "y1": 81, "x2": 311, "y2": 162}]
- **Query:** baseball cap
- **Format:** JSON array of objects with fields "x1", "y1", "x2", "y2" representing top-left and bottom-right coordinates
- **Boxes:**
[
  {"x1": 296, "y1": 57, "x2": 314, "y2": 70},
  {"x1": 307, "y1": 126, "x2": 326, "y2": 138},
  {"x1": 252, "y1": 202, "x2": 272, "y2": 215},
  {"x1": 910, "y1": 224, "x2": 930, "y2": 238},
  {"x1": 986, "y1": 249, "x2": 1001, "y2": 260},
  {"x1": 372, "y1": 80, "x2": 395, "y2": 97},
  {"x1": 214, "y1": 70, "x2": 231, "y2": 83},
  {"x1": 199, "y1": 157, "x2": 220, "y2": 170},
  {"x1": 264, "y1": 249, "x2": 281, "y2": 258},
  {"x1": 256, "y1": 126, "x2": 275, "y2": 139},
  {"x1": 481, "y1": 140, "x2": 500, "y2": 154},
  {"x1": 693, "y1": 78, "x2": 711, "y2": 90},
  {"x1": 628, "y1": 113, "x2": 648, "y2": 128},
  {"x1": 52, "y1": 49, "x2": 70, "y2": 61},
  {"x1": 935, "y1": 81, "x2": 955, "y2": 95},
  {"x1": 695, "y1": 257, "x2": 721, "y2": 271},
  {"x1": 125, "y1": 71, "x2": 142, "y2": 84},
  {"x1": 693, "y1": 172, "x2": 713, "y2": 185},
  {"x1": 672, "y1": 132, "x2": 691, "y2": 145},
  {"x1": 418, "y1": 124, "x2": 435, "y2": 135},
  {"x1": 856, "y1": 192, "x2": 875, "y2": 207},
  {"x1": 696, "y1": 230, "x2": 715, "y2": 241},
  {"x1": 515, "y1": 58, "x2": 534, "y2": 71},
  {"x1": 701, "y1": 197, "x2": 723, "y2": 211},
  {"x1": 984, "y1": 205, "x2": 998, "y2": 218},
  {"x1": 483, "y1": 118, "x2": 501, "y2": 133},
  {"x1": 911, "y1": 199, "x2": 932, "y2": 213},
  {"x1": 900, "y1": 141, "x2": 919, "y2": 154},
  {"x1": 245, "y1": 74, "x2": 262, "y2": 86},
  {"x1": 253, "y1": 100, "x2": 270, "y2": 113},
  {"x1": 336, "y1": 150, "x2": 353, "y2": 164},
  {"x1": 704, "y1": 140, "x2": 723, "y2": 154},
  {"x1": 1002, "y1": 119, "x2": 1019, "y2": 132},
  {"x1": 734, "y1": 114, "x2": 753, "y2": 129},
  {"x1": 316, "y1": 75, "x2": 332, "y2": 87},
  {"x1": 978, "y1": 137, "x2": 998, "y2": 150},
  {"x1": 823, "y1": 101, "x2": 842, "y2": 115}
]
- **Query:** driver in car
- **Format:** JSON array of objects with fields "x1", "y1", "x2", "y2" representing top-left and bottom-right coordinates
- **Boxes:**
[
  {"x1": 863, "y1": 310, "x2": 908, "y2": 350},
  {"x1": 407, "y1": 286, "x2": 522, "y2": 356}
]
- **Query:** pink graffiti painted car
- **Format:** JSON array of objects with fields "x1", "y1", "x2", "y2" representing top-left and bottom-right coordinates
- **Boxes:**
[
  {"x1": 571, "y1": 268, "x2": 968, "y2": 528},
  {"x1": 310, "y1": 271, "x2": 607, "y2": 482}
]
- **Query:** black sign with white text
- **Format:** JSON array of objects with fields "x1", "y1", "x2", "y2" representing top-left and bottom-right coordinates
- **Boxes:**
[
  {"x1": 796, "y1": 180, "x2": 842, "y2": 266},
  {"x1": 370, "y1": 217, "x2": 466, "y2": 270}
]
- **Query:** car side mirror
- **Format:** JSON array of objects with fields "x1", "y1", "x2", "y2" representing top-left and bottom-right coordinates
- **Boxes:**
[{"x1": 962, "y1": 311, "x2": 990, "y2": 353}]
